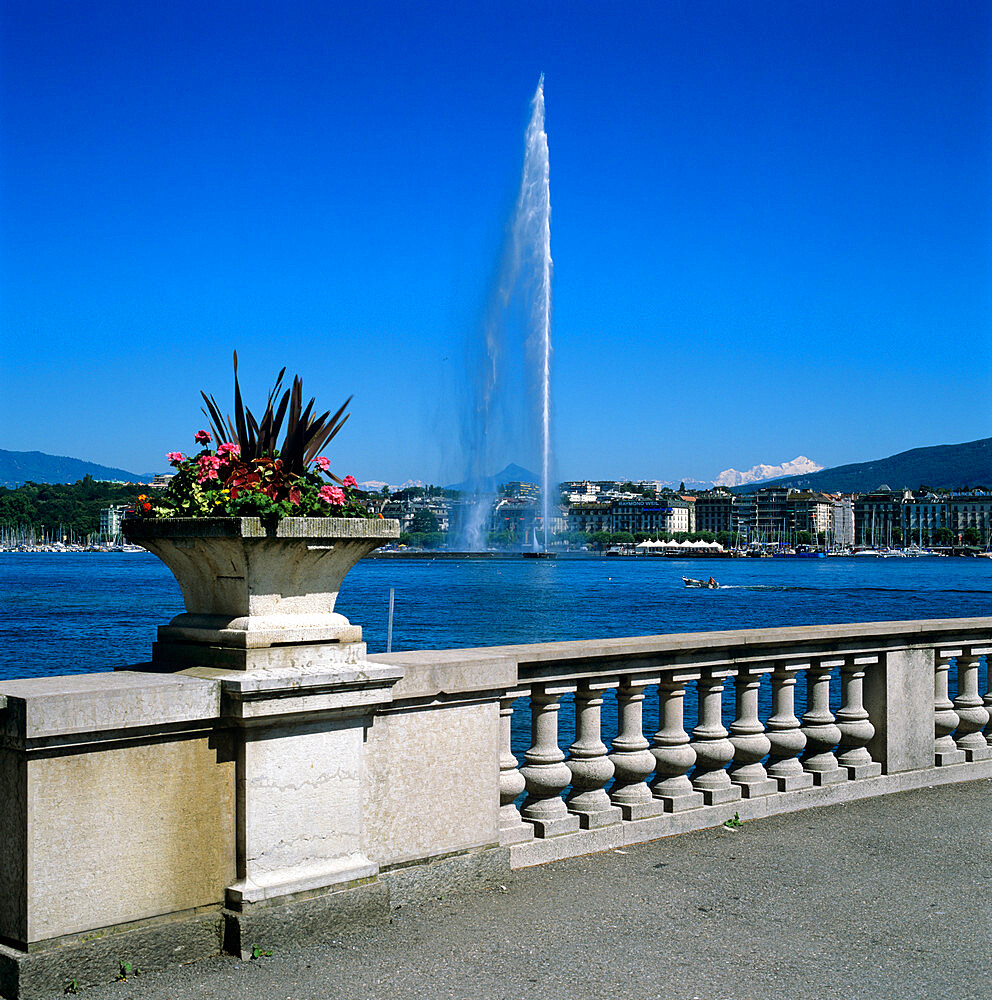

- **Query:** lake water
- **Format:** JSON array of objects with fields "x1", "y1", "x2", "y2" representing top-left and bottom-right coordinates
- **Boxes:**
[{"x1": 2, "y1": 552, "x2": 989, "y2": 679}]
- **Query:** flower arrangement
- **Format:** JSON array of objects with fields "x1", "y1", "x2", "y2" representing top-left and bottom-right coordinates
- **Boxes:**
[{"x1": 134, "y1": 355, "x2": 378, "y2": 520}]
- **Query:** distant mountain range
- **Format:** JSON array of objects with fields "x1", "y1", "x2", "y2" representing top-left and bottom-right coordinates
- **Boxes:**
[
  {"x1": 0, "y1": 449, "x2": 153, "y2": 488},
  {"x1": 5, "y1": 437, "x2": 989, "y2": 496},
  {"x1": 445, "y1": 464, "x2": 540, "y2": 493},
  {"x1": 731, "y1": 437, "x2": 991, "y2": 494},
  {"x1": 715, "y1": 456, "x2": 824, "y2": 487}
]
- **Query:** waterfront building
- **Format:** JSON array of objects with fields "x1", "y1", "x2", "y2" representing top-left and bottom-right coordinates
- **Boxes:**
[
  {"x1": 854, "y1": 487, "x2": 912, "y2": 547},
  {"x1": 566, "y1": 501, "x2": 612, "y2": 535},
  {"x1": 678, "y1": 495, "x2": 697, "y2": 532},
  {"x1": 785, "y1": 491, "x2": 835, "y2": 538},
  {"x1": 490, "y1": 495, "x2": 543, "y2": 545},
  {"x1": 694, "y1": 491, "x2": 735, "y2": 534},
  {"x1": 944, "y1": 491, "x2": 992, "y2": 544},
  {"x1": 150, "y1": 474, "x2": 174, "y2": 490},
  {"x1": 566, "y1": 498, "x2": 689, "y2": 536},
  {"x1": 382, "y1": 497, "x2": 451, "y2": 533},
  {"x1": 734, "y1": 488, "x2": 838, "y2": 544},
  {"x1": 501, "y1": 480, "x2": 540, "y2": 501},
  {"x1": 99, "y1": 505, "x2": 129, "y2": 539},
  {"x1": 612, "y1": 498, "x2": 691, "y2": 536},
  {"x1": 832, "y1": 496, "x2": 855, "y2": 549},
  {"x1": 903, "y1": 490, "x2": 992, "y2": 546},
  {"x1": 733, "y1": 488, "x2": 793, "y2": 541}
]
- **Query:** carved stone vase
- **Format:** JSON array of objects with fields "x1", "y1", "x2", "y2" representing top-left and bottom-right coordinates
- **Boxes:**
[{"x1": 123, "y1": 515, "x2": 400, "y2": 669}]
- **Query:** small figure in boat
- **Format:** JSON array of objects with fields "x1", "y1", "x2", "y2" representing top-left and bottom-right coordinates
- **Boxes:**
[{"x1": 708, "y1": 576, "x2": 717, "y2": 588}]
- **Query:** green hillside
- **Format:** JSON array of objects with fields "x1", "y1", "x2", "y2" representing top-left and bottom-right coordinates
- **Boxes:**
[
  {"x1": 733, "y1": 437, "x2": 991, "y2": 494},
  {"x1": 0, "y1": 449, "x2": 151, "y2": 488}
]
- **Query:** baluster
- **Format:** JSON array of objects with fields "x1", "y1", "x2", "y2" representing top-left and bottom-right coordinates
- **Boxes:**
[
  {"x1": 520, "y1": 684, "x2": 580, "y2": 837},
  {"x1": 566, "y1": 679, "x2": 622, "y2": 829},
  {"x1": 977, "y1": 647, "x2": 992, "y2": 748},
  {"x1": 689, "y1": 669, "x2": 741, "y2": 805},
  {"x1": 800, "y1": 658, "x2": 847, "y2": 785},
  {"x1": 836, "y1": 656, "x2": 881, "y2": 779},
  {"x1": 650, "y1": 673, "x2": 704, "y2": 811},
  {"x1": 729, "y1": 666, "x2": 776, "y2": 797},
  {"x1": 952, "y1": 648, "x2": 992, "y2": 761},
  {"x1": 609, "y1": 675, "x2": 664, "y2": 820},
  {"x1": 934, "y1": 650, "x2": 965, "y2": 765},
  {"x1": 766, "y1": 662, "x2": 813, "y2": 791},
  {"x1": 498, "y1": 689, "x2": 534, "y2": 845}
]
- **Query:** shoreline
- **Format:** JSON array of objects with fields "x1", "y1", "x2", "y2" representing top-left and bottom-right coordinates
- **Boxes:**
[{"x1": 1, "y1": 546, "x2": 984, "y2": 559}]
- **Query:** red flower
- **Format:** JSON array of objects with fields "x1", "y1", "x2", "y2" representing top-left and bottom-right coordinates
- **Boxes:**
[{"x1": 194, "y1": 429, "x2": 212, "y2": 445}]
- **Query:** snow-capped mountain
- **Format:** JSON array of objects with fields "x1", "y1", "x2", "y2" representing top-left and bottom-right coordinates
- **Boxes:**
[
  {"x1": 358, "y1": 479, "x2": 426, "y2": 493},
  {"x1": 714, "y1": 456, "x2": 823, "y2": 488}
]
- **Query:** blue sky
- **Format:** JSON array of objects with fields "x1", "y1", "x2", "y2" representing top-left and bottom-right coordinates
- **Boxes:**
[{"x1": 1, "y1": 1, "x2": 989, "y2": 484}]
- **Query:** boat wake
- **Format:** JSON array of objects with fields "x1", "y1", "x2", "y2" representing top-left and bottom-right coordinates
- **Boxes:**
[{"x1": 717, "y1": 584, "x2": 992, "y2": 594}]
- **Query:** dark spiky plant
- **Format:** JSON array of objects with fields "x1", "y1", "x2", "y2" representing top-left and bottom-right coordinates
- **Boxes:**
[{"x1": 200, "y1": 353, "x2": 351, "y2": 480}]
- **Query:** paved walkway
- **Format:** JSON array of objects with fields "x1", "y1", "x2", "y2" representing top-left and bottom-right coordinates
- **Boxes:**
[{"x1": 78, "y1": 781, "x2": 990, "y2": 1000}]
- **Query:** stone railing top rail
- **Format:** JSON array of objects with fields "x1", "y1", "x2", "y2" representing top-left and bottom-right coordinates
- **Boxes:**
[
  {"x1": 0, "y1": 670, "x2": 220, "y2": 745},
  {"x1": 123, "y1": 515, "x2": 400, "y2": 539},
  {"x1": 370, "y1": 616, "x2": 992, "y2": 692}
]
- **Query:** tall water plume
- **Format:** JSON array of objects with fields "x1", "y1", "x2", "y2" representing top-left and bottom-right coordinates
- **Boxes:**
[{"x1": 456, "y1": 76, "x2": 554, "y2": 550}]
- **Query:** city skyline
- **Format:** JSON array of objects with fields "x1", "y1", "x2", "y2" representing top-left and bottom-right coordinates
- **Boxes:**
[{"x1": 1, "y1": 1, "x2": 989, "y2": 483}]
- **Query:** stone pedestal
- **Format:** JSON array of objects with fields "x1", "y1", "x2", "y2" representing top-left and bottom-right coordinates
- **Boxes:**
[
  {"x1": 183, "y1": 655, "x2": 403, "y2": 909},
  {"x1": 124, "y1": 515, "x2": 406, "y2": 915}
]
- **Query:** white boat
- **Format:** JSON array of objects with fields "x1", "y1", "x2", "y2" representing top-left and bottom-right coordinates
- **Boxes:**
[{"x1": 683, "y1": 576, "x2": 719, "y2": 589}]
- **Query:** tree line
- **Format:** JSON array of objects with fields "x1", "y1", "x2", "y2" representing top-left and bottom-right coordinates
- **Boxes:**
[{"x1": 0, "y1": 476, "x2": 143, "y2": 538}]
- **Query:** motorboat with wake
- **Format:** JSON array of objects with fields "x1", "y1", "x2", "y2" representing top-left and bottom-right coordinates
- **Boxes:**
[{"x1": 683, "y1": 576, "x2": 719, "y2": 589}]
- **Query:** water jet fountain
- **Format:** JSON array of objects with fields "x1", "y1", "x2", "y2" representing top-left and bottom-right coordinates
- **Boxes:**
[{"x1": 456, "y1": 76, "x2": 554, "y2": 551}]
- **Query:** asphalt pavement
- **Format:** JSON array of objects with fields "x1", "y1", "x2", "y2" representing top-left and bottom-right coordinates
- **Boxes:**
[{"x1": 68, "y1": 780, "x2": 991, "y2": 1000}]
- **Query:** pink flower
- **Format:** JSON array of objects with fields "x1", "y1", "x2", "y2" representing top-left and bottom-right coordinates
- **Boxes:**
[
  {"x1": 166, "y1": 451, "x2": 184, "y2": 465},
  {"x1": 196, "y1": 454, "x2": 222, "y2": 482},
  {"x1": 314, "y1": 456, "x2": 331, "y2": 472},
  {"x1": 194, "y1": 430, "x2": 212, "y2": 445},
  {"x1": 342, "y1": 475, "x2": 357, "y2": 489},
  {"x1": 217, "y1": 442, "x2": 241, "y2": 457},
  {"x1": 319, "y1": 485, "x2": 345, "y2": 506}
]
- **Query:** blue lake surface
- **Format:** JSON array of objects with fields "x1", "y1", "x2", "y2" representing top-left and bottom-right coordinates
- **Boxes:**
[{"x1": 1, "y1": 552, "x2": 989, "y2": 680}]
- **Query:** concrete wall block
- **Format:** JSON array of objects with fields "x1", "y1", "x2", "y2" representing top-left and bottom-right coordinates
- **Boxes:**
[
  {"x1": 365, "y1": 702, "x2": 501, "y2": 866},
  {"x1": 865, "y1": 647, "x2": 935, "y2": 774},
  {"x1": 25, "y1": 736, "x2": 236, "y2": 943}
]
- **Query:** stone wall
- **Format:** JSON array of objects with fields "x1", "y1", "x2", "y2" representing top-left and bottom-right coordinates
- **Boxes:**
[{"x1": 0, "y1": 617, "x2": 990, "y2": 999}]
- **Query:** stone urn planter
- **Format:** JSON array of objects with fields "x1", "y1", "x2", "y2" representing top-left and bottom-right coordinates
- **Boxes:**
[
  {"x1": 123, "y1": 515, "x2": 400, "y2": 669},
  {"x1": 126, "y1": 515, "x2": 405, "y2": 908}
]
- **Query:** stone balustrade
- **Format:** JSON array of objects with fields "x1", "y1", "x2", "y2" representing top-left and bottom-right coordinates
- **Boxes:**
[
  {"x1": 0, "y1": 617, "x2": 990, "y2": 998},
  {"x1": 445, "y1": 618, "x2": 992, "y2": 866}
]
